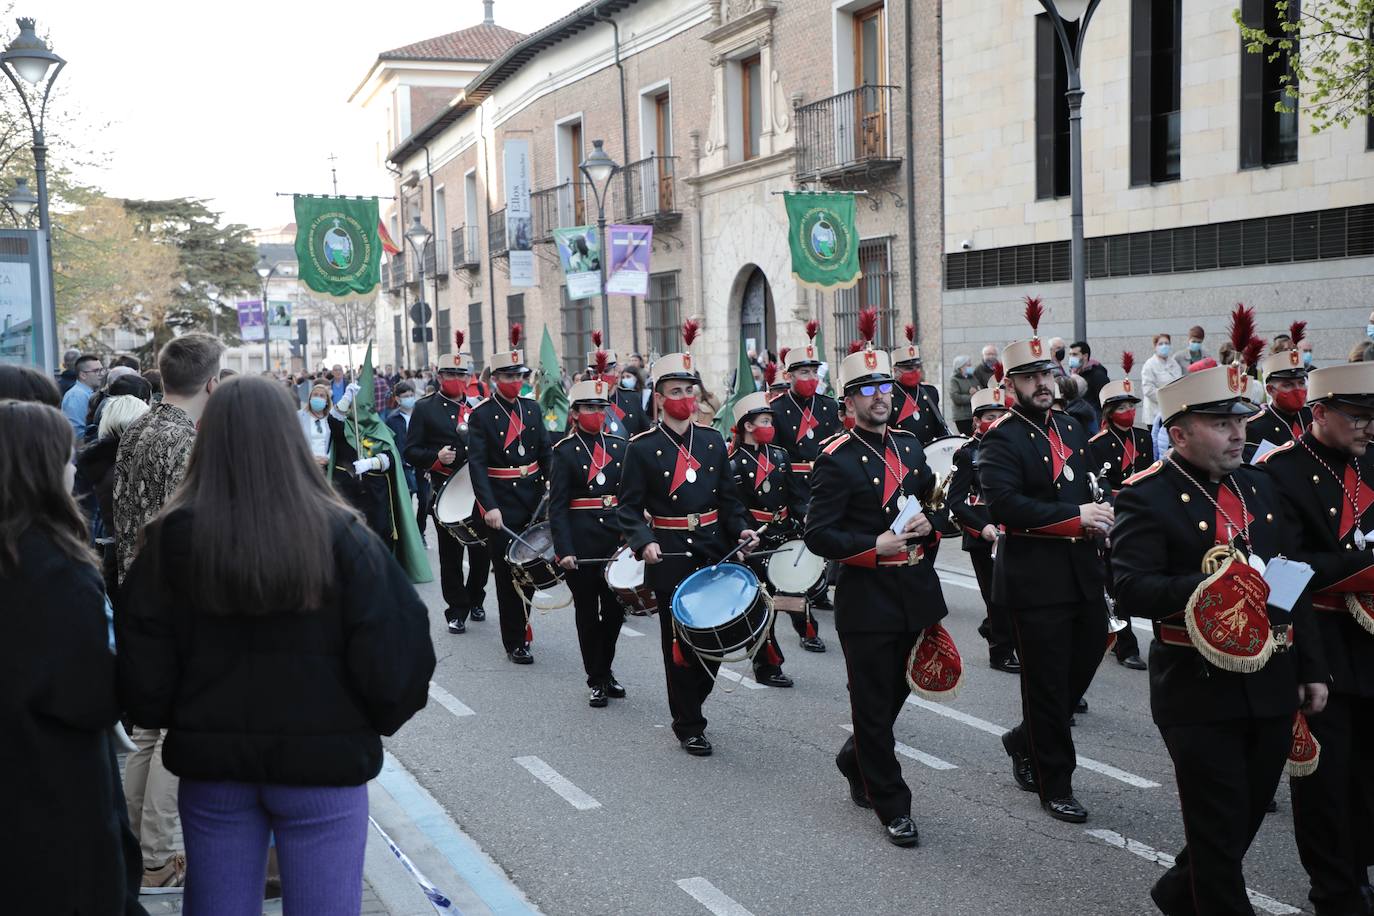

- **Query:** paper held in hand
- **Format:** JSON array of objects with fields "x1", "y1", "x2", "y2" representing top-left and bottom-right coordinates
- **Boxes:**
[
  {"x1": 890, "y1": 496, "x2": 924, "y2": 535},
  {"x1": 1263, "y1": 557, "x2": 1316, "y2": 612},
  {"x1": 1250, "y1": 440, "x2": 1280, "y2": 464}
]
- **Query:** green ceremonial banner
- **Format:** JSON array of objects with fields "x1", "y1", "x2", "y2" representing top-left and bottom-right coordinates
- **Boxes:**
[
  {"x1": 293, "y1": 196, "x2": 383, "y2": 300},
  {"x1": 784, "y1": 192, "x2": 860, "y2": 292},
  {"x1": 713, "y1": 334, "x2": 758, "y2": 436},
  {"x1": 537, "y1": 326, "x2": 569, "y2": 433}
]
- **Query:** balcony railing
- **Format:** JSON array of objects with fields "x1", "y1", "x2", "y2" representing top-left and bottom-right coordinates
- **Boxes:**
[
  {"x1": 622, "y1": 156, "x2": 680, "y2": 224},
  {"x1": 794, "y1": 85, "x2": 902, "y2": 181},
  {"x1": 422, "y1": 237, "x2": 448, "y2": 278},
  {"x1": 451, "y1": 225, "x2": 480, "y2": 269},
  {"x1": 489, "y1": 208, "x2": 508, "y2": 256},
  {"x1": 532, "y1": 180, "x2": 620, "y2": 241}
]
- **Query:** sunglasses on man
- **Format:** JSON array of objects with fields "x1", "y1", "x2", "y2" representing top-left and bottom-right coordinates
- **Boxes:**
[{"x1": 854, "y1": 382, "x2": 893, "y2": 397}]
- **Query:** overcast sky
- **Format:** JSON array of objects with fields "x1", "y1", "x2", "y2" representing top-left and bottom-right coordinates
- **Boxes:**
[{"x1": 28, "y1": 0, "x2": 583, "y2": 231}]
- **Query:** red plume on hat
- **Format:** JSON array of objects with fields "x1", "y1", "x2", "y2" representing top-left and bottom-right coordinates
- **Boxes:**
[
  {"x1": 591, "y1": 329, "x2": 603, "y2": 348},
  {"x1": 857, "y1": 306, "x2": 878, "y2": 347},
  {"x1": 454, "y1": 329, "x2": 465, "y2": 352},
  {"x1": 509, "y1": 323, "x2": 523, "y2": 349},
  {"x1": 1121, "y1": 351, "x2": 1134, "y2": 375},
  {"x1": 1023, "y1": 295, "x2": 1044, "y2": 338},
  {"x1": 993, "y1": 361, "x2": 1004, "y2": 384},
  {"x1": 682, "y1": 318, "x2": 700, "y2": 348},
  {"x1": 1244, "y1": 336, "x2": 1265, "y2": 370},
  {"x1": 763, "y1": 361, "x2": 778, "y2": 385},
  {"x1": 905, "y1": 323, "x2": 915, "y2": 344},
  {"x1": 847, "y1": 339, "x2": 864, "y2": 355},
  {"x1": 1227, "y1": 304, "x2": 1256, "y2": 362},
  {"x1": 805, "y1": 319, "x2": 819, "y2": 341},
  {"x1": 593, "y1": 349, "x2": 610, "y2": 375},
  {"x1": 778, "y1": 346, "x2": 790, "y2": 365},
  {"x1": 1289, "y1": 321, "x2": 1306, "y2": 347}
]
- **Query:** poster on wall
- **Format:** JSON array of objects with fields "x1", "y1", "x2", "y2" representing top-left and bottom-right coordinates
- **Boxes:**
[
  {"x1": 267, "y1": 299, "x2": 294, "y2": 340},
  {"x1": 605, "y1": 224, "x2": 652, "y2": 296},
  {"x1": 236, "y1": 299, "x2": 265, "y2": 342},
  {"x1": 553, "y1": 226, "x2": 602, "y2": 300},
  {"x1": 504, "y1": 139, "x2": 535, "y2": 287},
  {"x1": 0, "y1": 261, "x2": 34, "y2": 364}
]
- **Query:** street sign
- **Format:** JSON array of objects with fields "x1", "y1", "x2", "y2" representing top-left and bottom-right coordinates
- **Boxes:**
[
  {"x1": 409, "y1": 301, "x2": 432, "y2": 325},
  {"x1": 411, "y1": 327, "x2": 434, "y2": 343}
]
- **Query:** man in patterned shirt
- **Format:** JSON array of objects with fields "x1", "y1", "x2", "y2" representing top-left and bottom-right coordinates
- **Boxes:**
[{"x1": 112, "y1": 332, "x2": 223, "y2": 892}]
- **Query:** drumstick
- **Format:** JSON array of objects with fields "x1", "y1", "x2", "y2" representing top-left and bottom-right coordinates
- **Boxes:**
[
  {"x1": 579, "y1": 551, "x2": 693, "y2": 564},
  {"x1": 502, "y1": 525, "x2": 546, "y2": 557},
  {"x1": 716, "y1": 523, "x2": 769, "y2": 568}
]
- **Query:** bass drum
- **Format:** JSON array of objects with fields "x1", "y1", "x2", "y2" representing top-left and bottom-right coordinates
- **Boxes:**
[
  {"x1": 604, "y1": 545, "x2": 656, "y2": 616},
  {"x1": 766, "y1": 539, "x2": 825, "y2": 596},
  {"x1": 671, "y1": 562, "x2": 772, "y2": 664},
  {"x1": 923, "y1": 434, "x2": 969, "y2": 536},
  {"x1": 432, "y1": 466, "x2": 484, "y2": 546},
  {"x1": 506, "y1": 521, "x2": 571, "y2": 611}
]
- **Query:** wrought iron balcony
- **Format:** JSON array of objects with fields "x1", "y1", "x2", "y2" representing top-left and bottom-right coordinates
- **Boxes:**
[
  {"x1": 622, "y1": 156, "x2": 680, "y2": 225},
  {"x1": 489, "y1": 208, "x2": 508, "y2": 256},
  {"x1": 422, "y1": 237, "x2": 448, "y2": 278},
  {"x1": 532, "y1": 180, "x2": 615, "y2": 241},
  {"x1": 794, "y1": 85, "x2": 902, "y2": 181},
  {"x1": 451, "y1": 225, "x2": 480, "y2": 270}
]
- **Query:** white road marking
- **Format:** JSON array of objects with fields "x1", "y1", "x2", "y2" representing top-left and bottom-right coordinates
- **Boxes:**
[
  {"x1": 427, "y1": 682, "x2": 475, "y2": 717},
  {"x1": 839, "y1": 724, "x2": 958, "y2": 770},
  {"x1": 716, "y1": 667, "x2": 765, "y2": 690},
  {"x1": 675, "y1": 877, "x2": 756, "y2": 916},
  {"x1": 1086, "y1": 829, "x2": 1301, "y2": 915},
  {"x1": 512, "y1": 756, "x2": 602, "y2": 811},
  {"x1": 620, "y1": 624, "x2": 645, "y2": 637},
  {"x1": 904, "y1": 695, "x2": 1161, "y2": 788}
]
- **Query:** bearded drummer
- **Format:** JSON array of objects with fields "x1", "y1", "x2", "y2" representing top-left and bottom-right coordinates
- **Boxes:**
[
  {"x1": 402, "y1": 339, "x2": 486, "y2": 634},
  {"x1": 804, "y1": 314, "x2": 951, "y2": 849},
  {"x1": 615, "y1": 322, "x2": 759, "y2": 757},
  {"x1": 1112, "y1": 362, "x2": 1328, "y2": 915},
  {"x1": 727, "y1": 391, "x2": 809, "y2": 689},
  {"x1": 548, "y1": 376, "x2": 629, "y2": 709}
]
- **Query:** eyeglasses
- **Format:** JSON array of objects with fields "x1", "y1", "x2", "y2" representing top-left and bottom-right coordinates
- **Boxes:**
[
  {"x1": 856, "y1": 382, "x2": 894, "y2": 397},
  {"x1": 1325, "y1": 404, "x2": 1374, "y2": 431}
]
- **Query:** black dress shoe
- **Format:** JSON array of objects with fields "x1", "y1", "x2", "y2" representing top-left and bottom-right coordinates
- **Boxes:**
[
  {"x1": 1118, "y1": 654, "x2": 1147, "y2": 670},
  {"x1": 681, "y1": 735, "x2": 712, "y2": 756},
  {"x1": 754, "y1": 670, "x2": 794, "y2": 688},
  {"x1": 990, "y1": 654, "x2": 1022, "y2": 674},
  {"x1": 842, "y1": 772, "x2": 872, "y2": 808},
  {"x1": 1001, "y1": 732, "x2": 1037, "y2": 793},
  {"x1": 469, "y1": 607, "x2": 486, "y2": 621},
  {"x1": 604, "y1": 675, "x2": 626, "y2": 698},
  {"x1": 588, "y1": 686, "x2": 608, "y2": 708},
  {"x1": 507, "y1": 647, "x2": 534, "y2": 665},
  {"x1": 1075, "y1": 697, "x2": 1088, "y2": 714},
  {"x1": 1042, "y1": 796, "x2": 1088, "y2": 823},
  {"x1": 800, "y1": 636, "x2": 827, "y2": 653},
  {"x1": 447, "y1": 620, "x2": 466, "y2": 634},
  {"x1": 884, "y1": 815, "x2": 920, "y2": 848}
]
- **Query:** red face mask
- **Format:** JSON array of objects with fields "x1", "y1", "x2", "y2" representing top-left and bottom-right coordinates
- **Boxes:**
[
  {"x1": 899, "y1": 369, "x2": 922, "y2": 387},
  {"x1": 1274, "y1": 387, "x2": 1307, "y2": 414},
  {"x1": 663, "y1": 395, "x2": 695, "y2": 420},
  {"x1": 495, "y1": 378, "x2": 523, "y2": 401},
  {"x1": 793, "y1": 378, "x2": 819, "y2": 398},
  {"x1": 576, "y1": 410, "x2": 605, "y2": 433},
  {"x1": 976, "y1": 417, "x2": 995, "y2": 435},
  {"x1": 751, "y1": 424, "x2": 775, "y2": 444},
  {"x1": 1110, "y1": 409, "x2": 1137, "y2": 429},
  {"x1": 439, "y1": 377, "x2": 465, "y2": 398}
]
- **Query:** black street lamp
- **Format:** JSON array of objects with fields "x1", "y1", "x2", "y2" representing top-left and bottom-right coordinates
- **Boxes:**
[
  {"x1": 0, "y1": 17, "x2": 65, "y2": 372},
  {"x1": 256, "y1": 256, "x2": 277, "y2": 374},
  {"x1": 404, "y1": 214, "x2": 432, "y2": 370},
  {"x1": 1037, "y1": 0, "x2": 1100, "y2": 344},
  {"x1": 580, "y1": 139, "x2": 618, "y2": 348}
]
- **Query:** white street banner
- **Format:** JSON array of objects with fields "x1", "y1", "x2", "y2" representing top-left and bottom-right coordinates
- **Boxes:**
[{"x1": 504, "y1": 140, "x2": 535, "y2": 288}]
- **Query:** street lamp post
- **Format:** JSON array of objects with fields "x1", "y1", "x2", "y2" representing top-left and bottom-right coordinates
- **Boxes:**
[
  {"x1": 404, "y1": 215, "x2": 432, "y2": 370},
  {"x1": 1038, "y1": 0, "x2": 1100, "y2": 344},
  {"x1": 256, "y1": 256, "x2": 277, "y2": 375},
  {"x1": 0, "y1": 18, "x2": 65, "y2": 373},
  {"x1": 580, "y1": 139, "x2": 619, "y2": 348}
]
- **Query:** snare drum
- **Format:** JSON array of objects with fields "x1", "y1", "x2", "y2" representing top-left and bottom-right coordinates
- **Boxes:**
[
  {"x1": 433, "y1": 467, "x2": 484, "y2": 546},
  {"x1": 505, "y1": 522, "x2": 564, "y2": 593},
  {"x1": 766, "y1": 539, "x2": 826, "y2": 597},
  {"x1": 671, "y1": 563, "x2": 772, "y2": 663},
  {"x1": 604, "y1": 545, "x2": 656, "y2": 615}
]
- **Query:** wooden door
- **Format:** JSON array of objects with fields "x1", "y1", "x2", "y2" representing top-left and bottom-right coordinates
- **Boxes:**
[
  {"x1": 853, "y1": 4, "x2": 886, "y2": 159},
  {"x1": 654, "y1": 94, "x2": 673, "y2": 212}
]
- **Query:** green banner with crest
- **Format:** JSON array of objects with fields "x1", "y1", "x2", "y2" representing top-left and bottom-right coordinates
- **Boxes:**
[
  {"x1": 293, "y1": 196, "x2": 383, "y2": 300},
  {"x1": 783, "y1": 192, "x2": 860, "y2": 291}
]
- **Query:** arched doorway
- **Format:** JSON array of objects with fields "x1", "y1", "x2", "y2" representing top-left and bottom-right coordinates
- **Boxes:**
[{"x1": 738, "y1": 266, "x2": 775, "y2": 361}]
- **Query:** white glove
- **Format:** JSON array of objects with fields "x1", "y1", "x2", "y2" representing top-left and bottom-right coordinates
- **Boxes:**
[
  {"x1": 336, "y1": 382, "x2": 361, "y2": 412},
  {"x1": 352, "y1": 454, "x2": 390, "y2": 475}
]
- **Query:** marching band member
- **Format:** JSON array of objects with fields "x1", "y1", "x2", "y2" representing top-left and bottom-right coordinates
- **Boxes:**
[
  {"x1": 804, "y1": 309, "x2": 951, "y2": 848},
  {"x1": 947, "y1": 379, "x2": 1019, "y2": 672},
  {"x1": 467, "y1": 325, "x2": 554, "y2": 665},
  {"x1": 978, "y1": 296, "x2": 1109, "y2": 824},
  {"x1": 1257, "y1": 362, "x2": 1374, "y2": 916},
  {"x1": 549, "y1": 376, "x2": 628, "y2": 708},
  {"x1": 772, "y1": 321, "x2": 841, "y2": 641},
  {"x1": 1088, "y1": 352, "x2": 1154, "y2": 671},
  {"x1": 616, "y1": 321, "x2": 758, "y2": 756},
  {"x1": 727, "y1": 391, "x2": 808, "y2": 688},
  {"x1": 890, "y1": 324, "x2": 952, "y2": 446},
  {"x1": 1112, "y1": 358, "x2": 1328, "y2": 915},
  {"x1": 402, "y1": 337, "x2": 488, "y2": 633},
  {"x1": 587, "y1": 331, "x2": 649, "y2": 438},
  {"x1": 1246, "y1": 320, "x2": 1314, "y2": 462}
]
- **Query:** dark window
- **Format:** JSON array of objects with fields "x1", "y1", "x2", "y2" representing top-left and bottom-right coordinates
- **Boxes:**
[
  {"x1": 467, "y1": 301, "x2": 484, "y2": 371},
  {"x1": 436, "y1": 308, "x2": 452, "y2": 357},
  {"x1": 1240, "y1": 0, "x2": 1299, "y2": 168},
  {"x1": 560, "y1": 288, "x2": 594, "y2": 375},
  {"x1": 1130, "y1": 0, "x2": 1181, "y2": 185},
  {"x1": 507, "y1": 293, "x2": 525, "y2": 329},
  {"x1": 833, "y1": 238, "x2": 895, "y2": 364},
  {"x1": 1035, "y1": 14, "x2": 1076, "y2": 200},
  {"x1": 645, "y1": 272, "x2": 681, "y2": 358}
]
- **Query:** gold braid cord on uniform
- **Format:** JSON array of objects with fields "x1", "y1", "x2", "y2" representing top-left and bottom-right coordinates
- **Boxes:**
[{"x1": 1183, "y1": 552, "x2": 1276, "y2": 674}]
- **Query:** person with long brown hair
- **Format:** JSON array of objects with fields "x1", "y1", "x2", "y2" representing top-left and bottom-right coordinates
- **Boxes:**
[
  {"x1": 1, "y1": 401, "x2": 135, "y2": 913},
  {"x1": 117, "y1": 375, "x2": 434, "y2": 915}
]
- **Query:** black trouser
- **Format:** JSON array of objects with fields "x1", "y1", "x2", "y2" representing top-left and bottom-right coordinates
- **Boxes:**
[
  {"x1": 1292, "y1": 693, "x2": 1374, "y2": 915},
  {"x1": 836, "y1": 628, "x2": 924, "y2": 824},
  {"x1": 1102, "y1": 549, "x2": 1141, "y2": 660},
  {"x1": 1153, "y1": 716, "x2": 1290, "y2": 916},
  {"x1": 752, "y1": 604, "x2": 788, "y2": 678},
  {"x1": 1004, "y1": 599, "x2": 1105, "y2": 800},
  {"x1": 655, "y1": 588, "x2": 720, "y2": 741},
  {"x1": 968, "y1": 547, "x2": 1015, "y2": 660},
  {"x1": 568, "y1": 567, "x2": 625, "y2": 687},
  {"x1": 108, "y1": 735, "x2": 142, "y2": 915},
  {"x1": 435, "y1": 530, "x2": 490, "y2": 623},
  {"x1": 488, "y1": 551, "x2": 534, "y2": 653}
]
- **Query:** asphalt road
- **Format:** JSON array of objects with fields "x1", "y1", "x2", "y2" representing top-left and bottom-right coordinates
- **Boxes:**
[{"x1": 385, "y1": 543, "x2": 1316, "y2": 916}]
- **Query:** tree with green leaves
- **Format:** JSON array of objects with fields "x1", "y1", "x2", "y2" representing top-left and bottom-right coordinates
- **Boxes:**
[{"x1": 1236, "y1": 0, "x2": 1374, "y2": 133}]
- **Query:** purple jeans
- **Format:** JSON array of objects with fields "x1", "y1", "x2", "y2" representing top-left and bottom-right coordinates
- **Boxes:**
[{"x1": 178, "y1": 779, "x2": 368, "y2": 915}]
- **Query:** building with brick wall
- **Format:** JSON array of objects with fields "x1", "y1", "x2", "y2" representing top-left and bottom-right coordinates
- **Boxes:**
[
  {"x1": 372, "y1": 0, "x2": 944, "y2": 394},
  {"x1": 941, "y1": 0, "x2": 1374, "y2": 387}
]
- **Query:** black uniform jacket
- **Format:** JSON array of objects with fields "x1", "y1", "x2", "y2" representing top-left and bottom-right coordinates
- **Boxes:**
[
  {"x1": 402, "y1": 392, "x2": 470, "y2": 482},
  {"x1": 891, "y1": 381, "x2": 952, "y2": 445},
  {"x1": 1087, "y1": 423, "x2": 1155, "y2": 493},
  {"x1": 948, "y1": 434, "x2": 993, "y2": 551},
  {"x1": 804, "y1": 427, "x2": 949, "y2": 635},
  {"x1": 466, "y1": 394, "x2": 554, "y2": 537},
  {"x1": 1243, "y1": 403, "x2": 1312, "y2": 461},
  {"x1": 1258, "y1": 434, "x2": 1374, "y2": 697},
  {"x1": 772, "y1": 390, "x2": 842, "y2": 507},
  {"x1": 603, "y1": 386, "x2": 649, "y2": 439},
  {"x1": 616, "y1": 422, "x2": 752, "y2": 595},
  {"x1": 1112, "y1": 455, "x2": 1328, "y2": 727},
  {"x1": 547, "y1": 430, "x2": 626, "y2": 564},
  {"x1": 978, "y1": 404, "x2": 1103, "y2": 605},
  {"x1": 726, "y1": 439, "x2": 808, "y2": 541}
]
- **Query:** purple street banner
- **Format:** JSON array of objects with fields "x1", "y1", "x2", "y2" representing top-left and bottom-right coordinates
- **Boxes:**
[
  {"x1": 606, "y1": 224, "x2": 652, "y2": 296},
  {"x1": 236, "y1": 299, "x2": 265, "y2": 342}
]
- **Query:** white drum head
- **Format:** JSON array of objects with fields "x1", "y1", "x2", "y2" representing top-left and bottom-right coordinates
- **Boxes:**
[
  {"x1": 923, "y1": 435, "x2": 969, "y2": 479},
  {"x1": 434, "y1": 469, "x2": 473, "y2": 524},
  {"x1": 531, "y1": 582, "x2": 572, "y2": 611},
  {"x1": 605, "y1": 547, "x2": 645, "y2": 589},
  {"x1": 767, "y1": 539, "x2": 825, "y2": 594}
]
